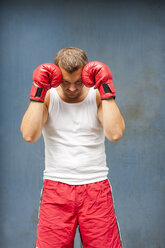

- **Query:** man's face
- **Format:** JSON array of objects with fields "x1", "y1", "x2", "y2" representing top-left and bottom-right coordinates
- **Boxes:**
[{"x1": 59, "y1": 66, "x2": 84, "y2": 99}]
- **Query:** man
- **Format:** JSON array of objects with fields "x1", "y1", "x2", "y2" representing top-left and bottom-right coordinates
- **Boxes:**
[{"x1": 21, "y1": 47, "x2": 125, "y2": 248}]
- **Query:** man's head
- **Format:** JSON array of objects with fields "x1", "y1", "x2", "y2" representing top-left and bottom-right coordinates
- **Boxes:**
[
  {"x1": 54, "y1": 47, "x2": 88, "y2": 99},
  {"x1": 54, "y1": 47, "x2": 88, "y2": 73}
]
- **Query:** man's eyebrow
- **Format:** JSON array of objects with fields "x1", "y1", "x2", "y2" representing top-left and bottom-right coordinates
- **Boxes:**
[
  {"x1": 75, "y1": 78, "x2": 82, "y2": 82},
  {"x1": 62, "y1": 79, "x2": 70, "y2": 83}
]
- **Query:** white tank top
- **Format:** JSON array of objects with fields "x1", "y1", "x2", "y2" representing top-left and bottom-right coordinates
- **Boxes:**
[{"x1": 42, "y1": 87, "x2": 109, "y2": 185}]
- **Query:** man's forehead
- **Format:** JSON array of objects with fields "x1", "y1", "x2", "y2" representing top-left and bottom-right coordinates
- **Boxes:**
[{"x1": 60, "y1": 67, "x2": 83, "y2": 82}]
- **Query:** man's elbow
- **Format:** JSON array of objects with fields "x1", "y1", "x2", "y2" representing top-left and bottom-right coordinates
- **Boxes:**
[
  {"x1": 21, "y1": 129, "x2": 38, "y2": 143},
  {"x1": 110, "y1": 133, "x2": 123, "y2": 142},
  {"x1": 107, "y1": 133, "x2": 123, "y2": 142},
  {"x1": 105, "y1": 127, "x2": 125, "y2": 142},
  {"x1": 22, "y1": 134, "x2": 36, "y2": 143}
]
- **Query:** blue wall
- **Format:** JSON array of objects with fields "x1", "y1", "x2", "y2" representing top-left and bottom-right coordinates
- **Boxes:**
[{"x1": 0, "y1": 0, "x2": 165, "y2": 247}]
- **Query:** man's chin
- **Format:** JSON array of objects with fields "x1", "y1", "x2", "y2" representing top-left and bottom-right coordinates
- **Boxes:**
[{"x1": 66, "y1": 91, "x2": 79, "y2": 99}]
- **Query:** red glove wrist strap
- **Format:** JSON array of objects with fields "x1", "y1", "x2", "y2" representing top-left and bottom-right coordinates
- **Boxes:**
[
  {"x1": 98, "y1": 83, "x2": 116, "y2": 100},
  {"x1": 30, "y1": 84, "x2": 47, "y2": 102}
]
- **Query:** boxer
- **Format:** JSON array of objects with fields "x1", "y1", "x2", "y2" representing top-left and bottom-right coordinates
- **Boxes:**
[{"x1": 21, "y1": 47, "x2": 125, "y2": 248}]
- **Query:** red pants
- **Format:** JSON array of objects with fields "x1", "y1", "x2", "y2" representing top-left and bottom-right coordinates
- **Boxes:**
[{"x1": 35, "y1": 179, "x2": 122, "y2": 248}]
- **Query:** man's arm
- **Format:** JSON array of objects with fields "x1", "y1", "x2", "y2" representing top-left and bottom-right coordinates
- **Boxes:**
[
  {"x1": 20, "y1": 92, "x2": 50, "y2": 143},
  {"x1": 20, "y1": 63, "x2": 62, "y2": 143},
  {"x1": 82, "y1": 61, "x2": 125, "y2": 142},
  {"x1": 97, "y1": 91, "x2": 125, "y2": 142}
]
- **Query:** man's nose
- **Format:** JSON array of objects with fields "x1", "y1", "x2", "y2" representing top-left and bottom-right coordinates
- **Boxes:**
[{"x1": 69, "y1": 84, "x2": 76, "y2": 91}]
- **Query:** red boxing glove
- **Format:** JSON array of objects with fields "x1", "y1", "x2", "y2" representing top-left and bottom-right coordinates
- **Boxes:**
[
  {"x1": 82, "y1": 61, "x2": 116, "y2": 100},
  {"x1": 30, "y1": 63, "x2": 62, "y2": 102}
]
